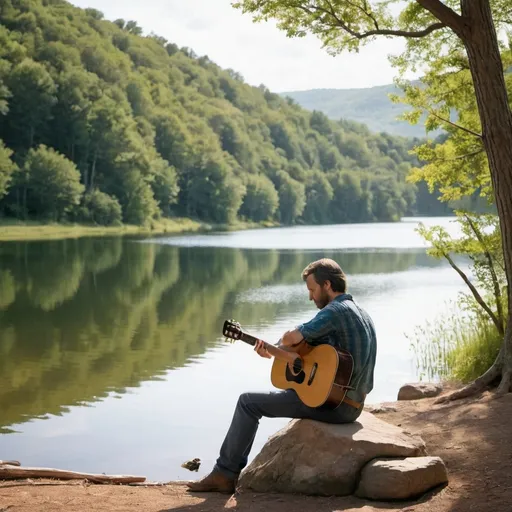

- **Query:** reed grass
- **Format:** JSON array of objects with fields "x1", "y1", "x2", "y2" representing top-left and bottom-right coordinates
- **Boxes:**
[{"x1": 408, "y1": 301, "x2": 502, "y2": 384}]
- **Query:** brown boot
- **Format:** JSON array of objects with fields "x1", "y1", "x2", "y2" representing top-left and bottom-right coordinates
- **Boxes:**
[{"x1": 186, "y1": 470, "x2": 237, "y2": 494}]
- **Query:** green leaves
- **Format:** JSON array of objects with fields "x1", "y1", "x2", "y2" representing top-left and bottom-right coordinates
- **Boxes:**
[
  {"x1": 0, "y1": 0, "x2": 429, "y2": 227},
  {"x1": 233, "y1": 0, "x2": 397, "y2": 53},
  {"x1": 239, "y1": 174, "x2": 279, "y2": 222},
  {"x1": 0, "y1": 140, "x2": 17, "y2": 199},
  {"x1": 23, "y1": 145, "x2": 85, "y2": 220}
]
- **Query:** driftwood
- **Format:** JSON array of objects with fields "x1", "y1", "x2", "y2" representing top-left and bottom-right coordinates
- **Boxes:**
[
  {"x1": 0, "y1": 461, "x2": 20, "y2": 467},
  {"x1": 0, "y1": 465, "x2": 146, "y2": 484}
]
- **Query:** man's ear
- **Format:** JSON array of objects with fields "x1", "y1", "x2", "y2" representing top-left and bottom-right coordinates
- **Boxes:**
[{"x1": 324, "y1": 280, "x2": 332, "y2": 291}]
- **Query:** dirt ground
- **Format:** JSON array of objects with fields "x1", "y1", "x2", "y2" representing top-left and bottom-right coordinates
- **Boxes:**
[{"x1": 2, "y1": 389, "x2": 512, "y2": 512}]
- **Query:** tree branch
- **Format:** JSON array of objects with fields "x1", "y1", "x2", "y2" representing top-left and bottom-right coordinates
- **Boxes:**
[
  {"x1": 354, "y1": 22, "x2": 446, "y2": 40},
  {"x1": 415, "y1": 0, "x2": 469, "y2": 37},
  {"x1": 431, "y1": 149, "x2": 484, "y2": 162},
  {"x1": 429, "y1": 111, "x2": 482, "y2": 138},
  {"x1": 300, "y1": 2, "x2": 446, "y2": 40},
  {"x1": 444, "y1": 252, "x2": 503, "y2": 334},
  {"x1": 463, "y1": 213, "x2": 505, "y2": 335}
]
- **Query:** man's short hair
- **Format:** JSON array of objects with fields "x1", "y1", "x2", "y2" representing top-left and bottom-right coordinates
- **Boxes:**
[{"x1": 302, "y1": 258, "x2": 347, "y2": 293}]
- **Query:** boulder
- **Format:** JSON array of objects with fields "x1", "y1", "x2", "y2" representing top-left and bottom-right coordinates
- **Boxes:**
[
  {"x1": 238, "y1": 412, "x2": 427, "y2": 496},
  {"x1": 398, "y1": 382, "x2": 443, "y2": 400},
  {"x1": 356, "y1": 456, "x2": 448, "y2": 500}
]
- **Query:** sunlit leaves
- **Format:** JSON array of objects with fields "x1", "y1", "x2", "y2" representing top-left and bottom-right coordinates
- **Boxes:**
[
  {"x1": 233, "y1": 0, "x2": 397, "y2": 53},
  {"x1": 0, "y1": 140, "x2": 17, "y2": 199}
]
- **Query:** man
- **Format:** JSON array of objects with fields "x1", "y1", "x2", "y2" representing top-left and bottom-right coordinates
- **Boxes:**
[{"x1": 187, "y1": 258, "x2": 377, "y2": 494}]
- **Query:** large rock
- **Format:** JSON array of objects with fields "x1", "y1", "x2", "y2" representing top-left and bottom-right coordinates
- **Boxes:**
[
  {"x1": 356, "y1": 456, "x2": 448, "y2": 500},
  {"x1": 238, "y1": 412, "x2": 427, "y2": 496},
  {"x1": 398, "y1": 382, "x2": 443, "y2": 400}
]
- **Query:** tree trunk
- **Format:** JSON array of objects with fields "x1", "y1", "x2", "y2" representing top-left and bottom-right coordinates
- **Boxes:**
[
  {"x1": 437, "y1": 0, "x2": 512, "y2": 402},
  {"x1": 0, "y1": 464, "x2": 146, "y2": 485},
  {"x1": 90, "y1": 150, "x2": 97, "y2": 191}
]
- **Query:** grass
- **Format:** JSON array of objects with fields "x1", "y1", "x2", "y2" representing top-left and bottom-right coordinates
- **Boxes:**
[
  {"x1": 408, "y1": 301, "x2": 503, "y2": 385},
  {"x1": 0, "y1": 218, "x2": 279, "y2": 242}
]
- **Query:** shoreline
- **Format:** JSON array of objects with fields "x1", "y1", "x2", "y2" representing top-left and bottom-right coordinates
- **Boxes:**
[
  {"x1": 1, "y1": 389, "x2": 510, "y2": 512},
  {"x1": 0, "y1": 215, "x2": 458, "y2": 243},
  {"x1": 0, "y1": 218, "x2": 279, "y2": 242}
]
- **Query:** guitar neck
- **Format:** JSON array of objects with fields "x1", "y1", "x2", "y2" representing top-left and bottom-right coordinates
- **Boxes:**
[{"x1": 239, "y1": 333, "x2": 298, "y2": 364}]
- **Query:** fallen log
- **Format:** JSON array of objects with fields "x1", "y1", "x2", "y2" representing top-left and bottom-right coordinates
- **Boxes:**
[
  {"x1": 0, "y1": 465, "x2": 146, "y2": 484},
  {"x1": 0, "y1": 461, "x2": 21, "y2": 467}
]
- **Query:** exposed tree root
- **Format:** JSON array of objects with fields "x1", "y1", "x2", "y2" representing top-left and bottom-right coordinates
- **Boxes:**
[
  {"x1": 434, "y1": 352, "x2": 503, "y2": 404},
  {"x1": 496, "y1": 370, "x2": 512, "y2": 396}
]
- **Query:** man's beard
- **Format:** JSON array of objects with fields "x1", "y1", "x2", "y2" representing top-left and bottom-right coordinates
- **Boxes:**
[{"x1": 315, "y1": 291, "x2": 330, "y2": 309}]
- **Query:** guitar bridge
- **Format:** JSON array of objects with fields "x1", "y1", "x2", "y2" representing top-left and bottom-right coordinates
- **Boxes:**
[{"x1": 307, "y1": 363, "x2": 318, "y2": 386}]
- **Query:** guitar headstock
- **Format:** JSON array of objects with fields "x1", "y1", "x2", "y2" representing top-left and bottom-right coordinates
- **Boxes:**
[{"x1": 223, "y1": 319, "x2": 243, "y2": 342}]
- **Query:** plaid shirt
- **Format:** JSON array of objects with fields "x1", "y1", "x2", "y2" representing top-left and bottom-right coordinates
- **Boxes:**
[{"x1": 297, "y1": 293, "x2": 377, "y2": 403}]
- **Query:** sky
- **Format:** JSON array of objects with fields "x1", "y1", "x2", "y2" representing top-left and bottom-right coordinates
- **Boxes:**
[{"x1": 71, "y1": 0, "x2": 416, "y2": 93}]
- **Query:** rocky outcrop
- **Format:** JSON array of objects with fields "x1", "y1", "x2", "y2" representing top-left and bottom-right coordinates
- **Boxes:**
[
  {"x1": 397, "y1": 382, "x2": 443, "y2": 400},
  {"x1": 238, "y1": 412, "x2": 427, "y2": 496},
  {"x1": 356, "y1": 456, "x2": 448, "y2": 500}
]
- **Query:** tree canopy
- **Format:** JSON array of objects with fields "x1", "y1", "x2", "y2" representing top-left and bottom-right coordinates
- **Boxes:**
[{"x1": 0, "y1": 0, "x2": 446, "y2": 227}]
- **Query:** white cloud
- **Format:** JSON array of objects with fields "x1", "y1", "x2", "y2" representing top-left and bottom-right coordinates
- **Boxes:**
[{"x1": 70, "y1": 0, "x2": 418, "y2": 92}]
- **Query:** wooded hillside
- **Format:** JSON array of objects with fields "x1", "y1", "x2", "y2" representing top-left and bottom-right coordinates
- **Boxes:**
[{"x1": 0, "y1": 0, "x2": 445, "y2": 227}]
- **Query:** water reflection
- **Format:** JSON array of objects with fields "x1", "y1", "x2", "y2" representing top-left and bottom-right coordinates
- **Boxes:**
[{"x1": 0, "y1": 237, "x2": 446, "y2": 434}]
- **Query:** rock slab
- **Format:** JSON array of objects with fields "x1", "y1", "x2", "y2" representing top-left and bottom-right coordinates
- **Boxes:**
[
  {"x1": 238, "y1": 412, "x2": 427, "y2": 496},
  {"x1": 397, "y1": 382, "x2": 443, "y2": 400},
  {"x1": 356, "y1": 456, "x2": 448, "y2": 500}
]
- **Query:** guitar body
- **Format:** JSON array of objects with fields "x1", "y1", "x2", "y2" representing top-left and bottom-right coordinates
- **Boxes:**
[
  {"x1": 270, "y1": 343, "x2": 354, "y2": 409},
  {"x1": 222, "y1": 320, "x2": 354, "y2": 410}
]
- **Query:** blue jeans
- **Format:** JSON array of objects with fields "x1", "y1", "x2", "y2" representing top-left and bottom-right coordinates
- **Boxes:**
[{"x1": 214, "y1": 389, "x2": 363, "y2": 479}]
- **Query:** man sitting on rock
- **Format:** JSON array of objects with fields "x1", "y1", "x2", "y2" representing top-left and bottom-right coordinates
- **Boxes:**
[{"x1": 187, "y1": 258, "x2": 377, "y2": 494}]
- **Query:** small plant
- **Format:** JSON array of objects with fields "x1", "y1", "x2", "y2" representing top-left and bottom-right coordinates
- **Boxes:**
[{"x1": 408, "y1": 302, "x2": 502, "y2": 384}]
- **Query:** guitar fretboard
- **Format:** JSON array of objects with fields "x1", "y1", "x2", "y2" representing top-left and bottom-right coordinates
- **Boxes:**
[{"x1": 240, "y1": 332, "x2": 262, "y2": 347}]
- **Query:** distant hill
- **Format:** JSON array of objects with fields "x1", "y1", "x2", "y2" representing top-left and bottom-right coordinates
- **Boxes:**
[{"x1": 280, "y1": 84, "x2": 430, "y2": 139}]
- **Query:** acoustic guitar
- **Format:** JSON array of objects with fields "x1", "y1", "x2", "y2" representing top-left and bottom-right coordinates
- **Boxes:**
[{"x1": 222, "y1": 319, "x2": 355, "y2": 410}]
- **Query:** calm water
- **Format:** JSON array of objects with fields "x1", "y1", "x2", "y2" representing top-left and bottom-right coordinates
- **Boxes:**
[{"x1": 0, "y1": 218, "x2": 467, "y2": 481}]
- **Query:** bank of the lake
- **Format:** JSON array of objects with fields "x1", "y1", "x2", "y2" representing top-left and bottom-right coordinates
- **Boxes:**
[
  {"x1": 1, "y1": 391, "x2": 510, "y2": 512},
  {"x1": 0, "y1": 218, "x2": 278, "y2": 241}
]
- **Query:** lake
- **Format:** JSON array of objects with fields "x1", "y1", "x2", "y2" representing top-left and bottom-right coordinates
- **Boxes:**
[{"x1": 0, "y1": 217, "x2": 467, "y2": 482}]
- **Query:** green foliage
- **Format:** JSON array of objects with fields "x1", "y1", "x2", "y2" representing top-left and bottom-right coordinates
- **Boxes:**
[
  {"x1": 0, "y1": 139, "x2": 17, "y2": 199},
  {"x1": 275, "y1": 171, "x2": 306, "y2": 224},
  {"x1": 446, "y1": 317, "x2": 503, "y2": 383},
  {"x1": 239, "y1": 174, "x2": 279, "y2": 222},
  {"x1": 417, "y1": 212, "x2": 506, "y2": 333},
  {"x1": 412, "y1": 212, "x2": 507, "y2": 383},
  {"x1": 0, "y1": 0, "x2": 429, "y2": 226},
  {"x1": 409, "y1": 303, "x2": 503, "y2": 384},
  {"x1": 4, "y1": 58, "x2": 57, "y2": 148},
  {"x1": 77, "y1": 189, "x2": 122, "y2": 226},
  {"x1": 302, "y1": 170, "x2": 334, "y2": 224},
  {"x1": 23, "y1": 145, "x2": 85, "y2": 220}
]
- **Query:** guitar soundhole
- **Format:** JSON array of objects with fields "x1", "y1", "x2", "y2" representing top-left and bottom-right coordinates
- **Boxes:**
[
  {"x1": 307, "y1": 363, "x2": 318, "y2": 386},
  {"x1": 285, "y1": 362, "x2": 305, "y2": 384}
]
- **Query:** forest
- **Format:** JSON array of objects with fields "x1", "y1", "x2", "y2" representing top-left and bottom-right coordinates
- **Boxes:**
[{"x1": 0, "y1": 0, "x2": 447, "y2": 228}]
